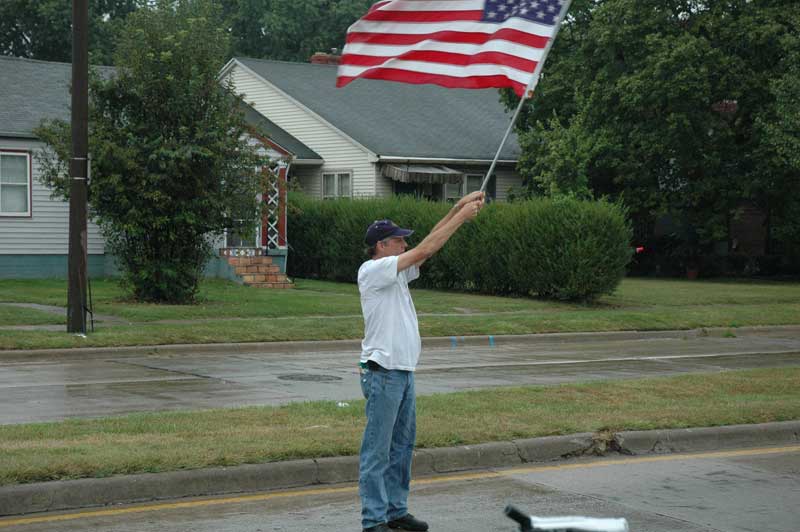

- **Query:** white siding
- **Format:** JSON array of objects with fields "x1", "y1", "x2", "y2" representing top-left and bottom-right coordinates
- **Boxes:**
[
  {"x1": 493, "y1": 166, "x2": 523, "y2": 202},
  {"x1": 291, "y1": 166, "x2": 321, "y2": 198},
  {"x1": 375, "y1": 167, "x2": 394, "y2": 197},
  {"x1": 229, "y1": 64, "x2": 377, "y2": 199},
  {"x1": 0, "y1": 138, "x2": 105, "y2": 255}
]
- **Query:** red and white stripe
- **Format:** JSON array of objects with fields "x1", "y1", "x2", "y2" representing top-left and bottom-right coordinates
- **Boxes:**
[{"x1": 336, "y1": 0, "x2": 558, "y2": 95}]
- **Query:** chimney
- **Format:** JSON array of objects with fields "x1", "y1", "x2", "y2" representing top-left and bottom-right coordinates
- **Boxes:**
[
  {"x1": 310, "y1": 50, "x2": 342, "y2": 65},
  {"x1": 310, "y1": 52, "x2": 329, "y2": 64}
]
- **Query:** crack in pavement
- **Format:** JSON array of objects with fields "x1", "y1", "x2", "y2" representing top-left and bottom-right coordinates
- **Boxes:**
[{"x1": 109, "y1": 359, "x2": 240, "y2": 385}]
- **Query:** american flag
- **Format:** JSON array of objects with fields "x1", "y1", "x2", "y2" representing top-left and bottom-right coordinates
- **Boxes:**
[{"x1": 336, "y1": 0, "x2": 569, "y2": 96}]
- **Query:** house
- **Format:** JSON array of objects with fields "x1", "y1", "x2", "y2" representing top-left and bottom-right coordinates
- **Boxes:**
[
  {"x1": 220, "y1": 56, "x2": 523, "y2": 203},
  {"x1": 1, "y1": 55, "x2": 524, "y2": 279},
  {"x1": 0, "y1": 56, "x2": 114, "y2": 279},
  {"x1": 0, "y1": 56, "x2": 305, "y2": 280}
]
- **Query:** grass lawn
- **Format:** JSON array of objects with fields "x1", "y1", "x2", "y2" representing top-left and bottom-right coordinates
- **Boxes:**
[
  {"x1": 1, "y1": 367, "x2": 797, "y2": 486},
  {"x1": 0, "y1": 305, "x2": 62, "y2": 326},
  {"x1": 0, "y1": 277, "x2": 799, "y2": 350}
]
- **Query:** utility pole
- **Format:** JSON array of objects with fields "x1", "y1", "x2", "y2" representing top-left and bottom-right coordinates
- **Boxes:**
[{"x1": 67, "y1": 0, "x2": 89, "y2": 333}]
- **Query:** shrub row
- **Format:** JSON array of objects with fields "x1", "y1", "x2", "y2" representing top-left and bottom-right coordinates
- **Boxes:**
[{"x1": 287, "y1": 193, "x2": 633, "y2": 301}]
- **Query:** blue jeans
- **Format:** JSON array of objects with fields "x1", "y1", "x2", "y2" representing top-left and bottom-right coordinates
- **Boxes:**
[{"x1": 359, "y1": 366, "x2": 416, "y2": 529}]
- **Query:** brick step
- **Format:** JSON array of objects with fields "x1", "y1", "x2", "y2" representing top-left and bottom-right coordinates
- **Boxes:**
[
  {"x1": 226, "y1": 256, "x2": 274, "y2": 267},
  {"x1": 234, "y1": 264, "x2": 281, "y2": 275},
  {"x1": 247, "y1": 282, "x2": 294, "y2": 289},
  {"x1": 241, "y1": 273, "x2": 290, "y2": 284},
  {"x1": 222, "y1": 250, "x2": 292, "y2": 288}
]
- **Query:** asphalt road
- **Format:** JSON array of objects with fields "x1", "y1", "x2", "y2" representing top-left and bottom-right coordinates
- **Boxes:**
[
  {"x1": 1, "y1": 327, "x2": 799, "y2": 424},
  {"x1": 2, "y1": 445, "x2": 797, "y2": 531}
]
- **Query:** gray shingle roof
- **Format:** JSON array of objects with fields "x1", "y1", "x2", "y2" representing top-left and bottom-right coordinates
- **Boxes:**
[
  {"x1": 242, "y1": 103, "x2": 321, "y2": 162},
  {"x1": 235, "y1": 57, "x2": 521, "y2": 162},
  {"x1": 0, "y1": 56, "x2": 74, "y2": 138},
  {"x1": 0, "y1": 56, "x2": 321, "y2": 164}
]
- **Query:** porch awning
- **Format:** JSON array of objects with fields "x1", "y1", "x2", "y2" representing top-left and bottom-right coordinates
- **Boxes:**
[{"x1": 381, "y1": 164, "x2": 464, "y2": 184}]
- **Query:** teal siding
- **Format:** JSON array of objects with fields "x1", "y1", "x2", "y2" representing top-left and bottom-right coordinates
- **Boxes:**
[
  {"x1": 0, "y1": 251, "x2": 287, "y2": 279},
  {"x1": 0, "y1": 255, "x2": 117, "y2": 279},
  {"x1": 204, "y1": 256, "x2": 243, "y2": 283},
  {"x1": 267, "y1": 249, "x2": 287, "y2": 272}
]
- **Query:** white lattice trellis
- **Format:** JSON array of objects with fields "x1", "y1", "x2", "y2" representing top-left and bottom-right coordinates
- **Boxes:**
[
  {"x1": 263, "y1": 163, "x2": 287, "y2": 250},
  {"x1": 265, "y1": 176, "x2": 280, "y2": 249}
]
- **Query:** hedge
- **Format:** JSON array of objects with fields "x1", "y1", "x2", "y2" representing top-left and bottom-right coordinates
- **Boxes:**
[{"x1": 287, "y1": 193, "x2": 632, "y2": 301}]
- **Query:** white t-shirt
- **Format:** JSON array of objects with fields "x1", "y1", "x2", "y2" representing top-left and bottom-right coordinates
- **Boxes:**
[{"x1": 358, "y1": 256, "x2": 421, "y2": 371}]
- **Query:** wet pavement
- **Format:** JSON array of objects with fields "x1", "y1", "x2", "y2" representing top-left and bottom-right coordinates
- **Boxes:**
[
  {"x1": 2, "y1": 445, "x2": 797, "y2": 531},
  {"x1": 1, "y1": 327, "x2": 798, "y2": 425}
]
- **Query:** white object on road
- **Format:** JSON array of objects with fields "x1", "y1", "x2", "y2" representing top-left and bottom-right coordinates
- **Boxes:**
[{"x1": 529, "y1": 515, "x2": 629, "y2": 532}]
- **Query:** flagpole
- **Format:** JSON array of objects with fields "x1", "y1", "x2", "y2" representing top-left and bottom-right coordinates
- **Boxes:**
[{"x1": 480, "y1": 0, "x2": 573, "y2": 194}]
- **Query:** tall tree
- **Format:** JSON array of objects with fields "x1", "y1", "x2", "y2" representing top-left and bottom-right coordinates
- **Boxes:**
[
  {"x1": 35, "y1": 0, "x2": 266, "y2": 303},
  {"x1": 755, "y1": 11, "x2": 800, "y2": 255},
  {"x1": 1, "y1": 0, "x2": 375, "y2": 65},
  {"x1": 506, "y1": 0, "x2": 799, "y2": 255},
  {"x1": 0, "y1": 0, "x2": 138, "y2": 64},
  {"x1": 224, "y1": 0, "x2": 372, "y2": 62}
]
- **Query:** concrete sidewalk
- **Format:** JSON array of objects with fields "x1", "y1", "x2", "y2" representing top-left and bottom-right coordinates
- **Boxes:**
[
  {"x1": 3, "y1": 324, "x2": 800, "y2": 360},
  {"x1": 1, "y1": 421, "x2": 798, "y2": 517}
]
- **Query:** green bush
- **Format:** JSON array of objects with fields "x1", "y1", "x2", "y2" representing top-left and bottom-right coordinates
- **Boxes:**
[
  {"x1": 35, "y1": 1, "x2": 264, "y2": 303},
  {"x1": 287, "y1": 193, "x2": 632, "y2": 301}
]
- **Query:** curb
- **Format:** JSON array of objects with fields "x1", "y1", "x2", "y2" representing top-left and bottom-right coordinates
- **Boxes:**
[
  {"x1": 3, "y1": 325, "x2": 800, "y2": 360},
  {"x1": 2, "y1": 421, "x2": 798, "y2": 517}
]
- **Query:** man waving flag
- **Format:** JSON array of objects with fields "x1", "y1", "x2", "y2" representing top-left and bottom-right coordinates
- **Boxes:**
[{"x1": 336, "y1": 0, "x2": 571, "y2": 97}]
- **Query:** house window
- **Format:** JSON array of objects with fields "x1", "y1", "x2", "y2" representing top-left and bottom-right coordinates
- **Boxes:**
[
  {"x1": 225, "y1": 223, "x2": 260, "y2": 248},
  {"x1": 465, "y1": 174, "x2": 483, "y2": 194},
  {"x1": 0, "y1": 152, "x2": 30, "y2": 216},
  {"x1": 444, "y1": 181, "x2": 462, "y2": 203},
  {"x1": 444, "y1": 174, "x2": 494, "y2": 203},
  {"x1": 322, "y1": 171, "x2": 352, "y2": 199},
  {"x1": 468, "y1": 173, "x2": 496, "y2": 200}
]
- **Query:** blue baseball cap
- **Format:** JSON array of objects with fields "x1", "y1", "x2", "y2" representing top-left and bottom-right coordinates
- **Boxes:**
[{"x1": 365, "y1": 219, "x2": 414, "y2": 246}]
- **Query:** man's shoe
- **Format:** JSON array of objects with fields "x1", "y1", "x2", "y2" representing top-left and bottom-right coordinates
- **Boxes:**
[
  {"x1": 387, "y1": 514, "x2": 429, "y2": 531},
  {"x1": 363, "y1": 524, "x2": 390, "y2": 532}
]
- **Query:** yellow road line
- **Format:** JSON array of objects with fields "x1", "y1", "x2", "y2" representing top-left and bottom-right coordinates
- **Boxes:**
[
  {"x1": 2, "y1": 445, "x2": 798, "y2": 528},
  {"x1": 0, "y1": 486, "x2": 359, "y2": 528},
  {"x1": 412, "y1": 445, "x2": 800, "y2": 486}
]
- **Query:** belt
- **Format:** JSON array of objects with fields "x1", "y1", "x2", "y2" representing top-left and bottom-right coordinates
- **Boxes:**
[{"x1": 359, "y1": 360, "x2": 385, "y2": 371}]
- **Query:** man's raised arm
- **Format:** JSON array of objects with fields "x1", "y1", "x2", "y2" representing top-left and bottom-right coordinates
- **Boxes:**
[{"x1": 397, "y1": 192, "x2": 484, "y2": 272}]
